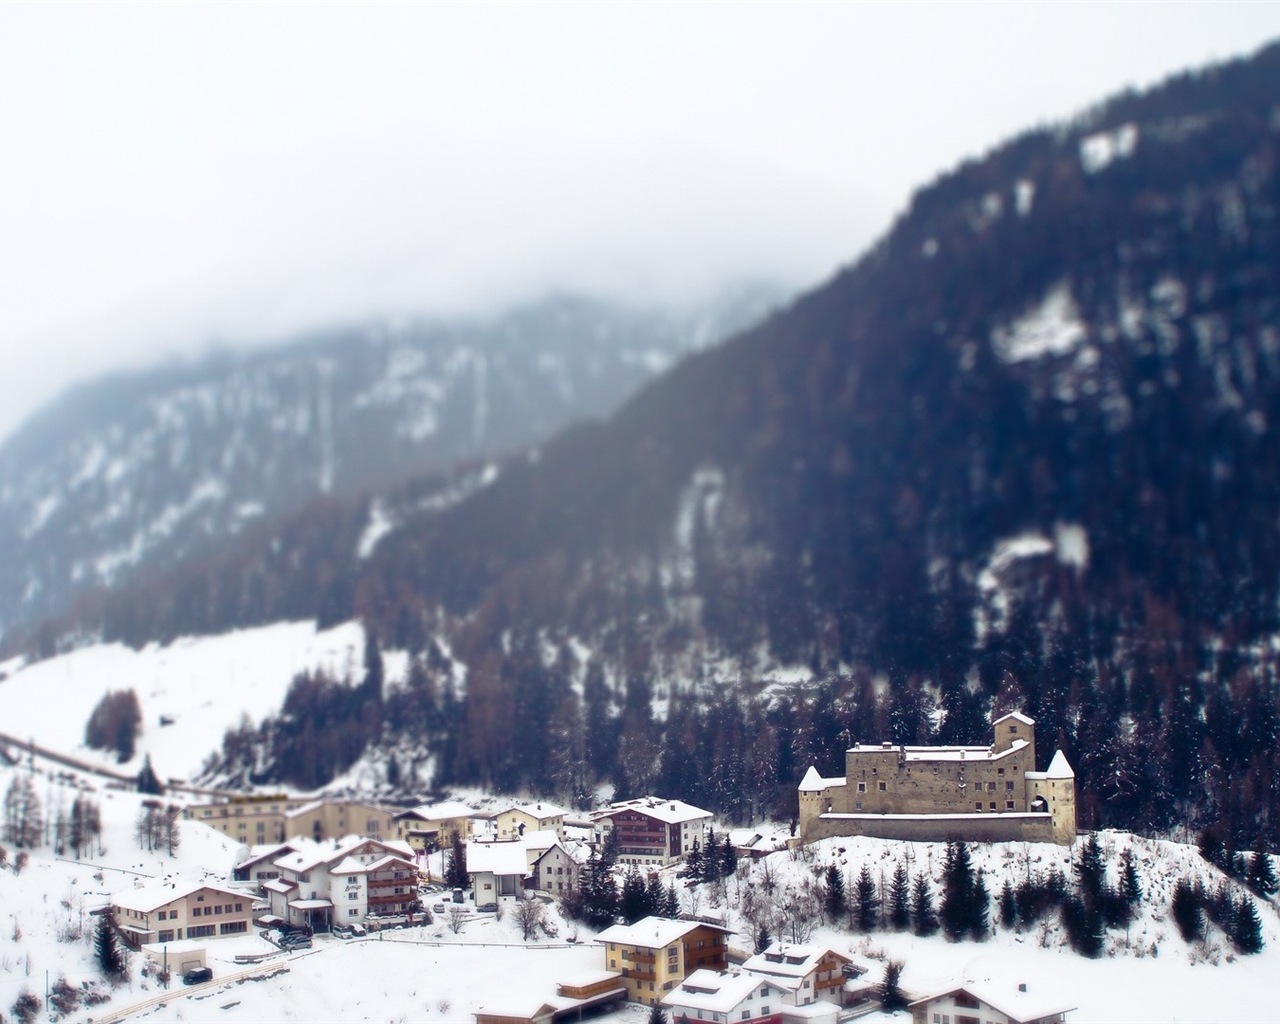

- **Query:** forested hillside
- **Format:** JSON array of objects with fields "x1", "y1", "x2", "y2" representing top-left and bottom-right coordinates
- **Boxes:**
[{"x1": 33, "y1": 44, "x2": 1280, "y2": 850}]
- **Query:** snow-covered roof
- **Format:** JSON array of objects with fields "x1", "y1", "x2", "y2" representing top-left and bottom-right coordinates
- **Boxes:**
[
  {"x1": 111, "y1": 882, "x2": 242, "y2": 914},
  {"x1": 661, "y1": 969, "x2": 769, "y2": 1014},
  {"x1": 288, "y1": 897, "x2": 333, "y2": 910},
  {"x1": 522, "y1": 829, "x2": 561, "y2": 854},
  {"x1": 394, "y1": 800, "x2": 478, "y2": 822},
  {"x1": 844, "y1": 740, "x2": 1028, "y2": 764},
  {"x1": 604, "y1": 796, "x2": 713, "y2": 825},
  {"x1": 466, "y1": 840, "x2": 533, "y2": 876},
  {"x1": 273, "y1": 836, "x2": 413, "y2": 874},
  {"x1": 234, "y1": 842, "x2": 297, "y2": 870},
  {"x1": 993, "y1": 710, "x2": 1036, "y2": 727},
  {"x1": 1044, "y1": 749, "x2": 1075, "y2": 779},
  {"x1": 799, "y1": 766, "x2": 844, "y2": 792},
  {"x1": 741, "y1": 942, "x2": 851, "y2": 982},
  {"x1": 910, "y1": 982, "x2": 1075, "y2": 1024},
  {"x1": 328, "y1": 856, "x2": 367, "y2": 876},
  {"x1": 263, "y1": 878, "x2": 297, "y2": 894},
  {"x1": 596, "y1": 915, "x2": 728, "y2": 949},
  {"x1": 499, "y1": 801, "x2": 568, "y2": 820}
]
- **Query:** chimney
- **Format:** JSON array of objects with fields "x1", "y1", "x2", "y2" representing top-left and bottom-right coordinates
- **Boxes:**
[{"x1": 1018, "y1": 983, "x2": 1027, "y2": 993}]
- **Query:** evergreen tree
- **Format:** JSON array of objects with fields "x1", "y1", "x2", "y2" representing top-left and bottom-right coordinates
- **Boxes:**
[
  {"x1": 1246, "y1": 851, "x2": 1278, "y2": 897},
  {"x1": 940, "y1": 841, "x2": 974, "y2": 941},
  {"x1": 969, "y1": 869, "x2": 990, "y2": 941},
  {"x1": 701, "y1": 830, "x2": 719, "y2": 883},
  {"x1": 663, "y1": 882, "x2": 680, "y2": 919},
  {"x1": 911, "y1": 873, "x2": 938, "y2": 936},
  {"x1": 163, "y1": 804, "x2": 182, "y2": 857},
  {"x1": 721, "y1": 833, "x2": 737, "y2": 878},
  {"x1": 685, "y1": 840, "x2": 703, "y2": 882},
  {"x1": 1075, "y1": 833, "x2": 1104, "y2": 911},
  {"x1": 136, "y1": 755, "x2": 163, "y2": 795},
  {"x1": 621, "y1": 868, "x2": 650, "y2": 924},
  {"x1": 445, "y1": 832, "x2": 468, "y2": 889},
  {"x1": 647, "y1": 1005, "x2": 669, "y2": 1024},
  {"x1": 1119, "y1": 848, "x2": 1143, "y2": 908},
  {"x1": 1171, "y1": 879, "x2": 1204, "y2": 942},
  {"x1": 853, "y1": 864, "x2": 880, "y2": 933},
  {"x1": 999, "y1": 879, "x2": 1018, "y2": 928},
  {"x1": 889, "y1": 864, "x2": 911, "y2": 931},
  {"x1": 824, "y1": 864, "x2": 846, "y2": 921},
  {"x1": 1198, "y1": 827, "x2": 1224, "y2": 869},
  {"x1": 94, "y1": 914, "x2": 125, "y2": 979},
  {"x1": 878, "y1": 960, "x2": 908, "y2": 1012},
  {"x1": 1061, "y1": 891, "x2": 1104, "y2": 957},
  {"x1": 1232, "y1": 895, "x2": 1265, "y2": 954},
  {"x1": 755, "y1": 923, "x2": 773, "y2": 954}
]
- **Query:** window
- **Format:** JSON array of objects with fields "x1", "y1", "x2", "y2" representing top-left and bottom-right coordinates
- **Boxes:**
[
  {"x1": 348, "y1": 892, "x2": 359, "y2": 900},
  {"x1": 157, "y1": 911, "x2": 167, "y2": 921},
  {"x1": 997, "y1": 768, "x2": 1004, "y2": 776},
  {"x1": 220, "y1": 921, "x2": 248, "y2": 935},
  {"x1": 158, "y1": 929, "x2": 174, "y2": 943},
  {"x1": 855, "y1": 801, "x2": 863, "y2": 810},
  {"x1": 349, "y1": 908, "x2": 359, "y2": 918},
  {"x1": 878, "y1": 781, "x2": 887, "y2": 792},
  {"x1": 1006, "y1": 781, "x2": 1015, "y2": 791},
  {"x1": 987, "y1": 782, "x2": 996, "y2": 791},
  {"x1": 990, "y1": 802, "x2": 997, "y2": 811},
  {"x1": 857, "y1": 782, "x2": 866, "y2": 793},
  {"x1": 1006, "y1": 801, "x2": 1015, "y2": 810},
  {"x1": 975, "y1": 803, "x2": 983, "y2": 812},
  {"x1": 188, "y1": 924, "x2": 216, "y2": 938}
]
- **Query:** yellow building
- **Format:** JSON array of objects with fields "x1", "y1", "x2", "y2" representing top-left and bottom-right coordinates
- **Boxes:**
[
  {"x1": 595, "y1": 916, "x2": 732, "y2": 1006},
  {"x1": 184, "y1": 795, "x2": 396, "y2": 845}
]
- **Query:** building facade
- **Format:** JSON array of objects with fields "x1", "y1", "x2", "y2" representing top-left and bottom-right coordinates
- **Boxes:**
[
  {"x1": 596, "y1": 916, "x2": 731, "y2": 1006},
  {"x1": 798, "y1": 713, "x2": 1076, "y2": 846},
  {"x1": 593, "y1": 797, "x2": 713, "y2": 866},
  {"x1": 109, "y1": 883, "x2": 253, "y2": 949},
  {"x1": 185, "y1": 795, "x2": 396, "y2": 846}
]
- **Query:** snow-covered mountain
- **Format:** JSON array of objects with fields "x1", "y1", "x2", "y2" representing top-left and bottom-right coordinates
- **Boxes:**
[{"x1": 0, "y1": 288, "x2": 782, "y2": 644}]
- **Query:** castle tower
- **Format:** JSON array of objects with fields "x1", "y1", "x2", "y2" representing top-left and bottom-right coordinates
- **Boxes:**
[
  {"x1": 992, "y1": 710, "x2": 1036, "y2": 767},
  {"x1": 1026, "y1": 749, "x2": 1077, "y2": 845}
]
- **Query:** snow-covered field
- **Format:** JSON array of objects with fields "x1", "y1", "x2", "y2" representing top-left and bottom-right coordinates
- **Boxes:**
[{"x1": 0, "y1": 621, "x2": 378, "y2": 781}]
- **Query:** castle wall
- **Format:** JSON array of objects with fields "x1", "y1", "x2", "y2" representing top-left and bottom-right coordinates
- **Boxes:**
[
  {"x1": 805, "y1": 811, "x2": 1059, "y2": 846},
  {"x1": 830, "y1": 744, "x2": 1036, "y2": 817}
]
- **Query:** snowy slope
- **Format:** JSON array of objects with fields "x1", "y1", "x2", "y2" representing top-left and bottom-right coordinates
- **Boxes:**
[{"x1": 0, "y1": 621, "x2": 376, "y2": 782}]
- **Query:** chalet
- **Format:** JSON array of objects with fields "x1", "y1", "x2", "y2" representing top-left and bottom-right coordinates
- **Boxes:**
[
  {"x1": 741, "y1": 942, "x2": 864, "y2": 1008},
  {"x1": 467, "y1": 838, "x2": 534, "y2": 902},
  {"x1": 799, "y1": 712, "x2": 1076, "y2": 846},
  {"x1": 908, "y1": 982, "x2": 1075, "y2": 1024},
  {"x1": 596, "y1": 915, "x2": 732, "y2": 1006},
  {"x1": 392, "y1": 800, "x2": 477, "y2": 853},
  {"x1": 474, "y1": 973, "x2": 627, "y2": 1024},
  {"x1": 662, "y1": 969, "x2": 783, "y2": 1024},
  {"x1": 108, "y1": 882, "x2": 252, "y2": 950},
  {"x1": 230, "y1": 841, "x2": 299, "y2": 889},
  {"x1": 264, "y1": 836, "x2": 416, "y2": 931},
  {"x1": 593, "y1": 796, "x2": 713, "y2": 866},
  {"x1": 530, "y1": 838, "x2": 589, "y2": 897},
  {"x1": 496, "y1": 801, "x2": 568, "y2": 841},
  {"x1": 185, "y1": 795, "x2": 396, "y2": 846}
]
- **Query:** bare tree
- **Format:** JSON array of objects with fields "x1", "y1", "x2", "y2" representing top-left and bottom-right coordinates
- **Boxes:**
[
  {"x1": 515, "y1": 895, "x2": 545, "y2": 941},
  {"x1": 447, "y1": 906, "x2": 467, "y2": 934}
]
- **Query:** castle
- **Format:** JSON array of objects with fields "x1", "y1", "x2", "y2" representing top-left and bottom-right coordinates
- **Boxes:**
[{"x1": 798, "y1": 711, "x2": 1076, "y2": 846}]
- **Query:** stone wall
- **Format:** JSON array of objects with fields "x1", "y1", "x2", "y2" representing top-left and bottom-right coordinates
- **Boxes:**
[{"x1": 806, "y1": 811, "x2": 1059, "y2": 846}]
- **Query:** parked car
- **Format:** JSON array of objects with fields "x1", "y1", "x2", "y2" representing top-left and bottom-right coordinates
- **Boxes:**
[
  {"x1": 432, "y1": 902, "x2": 446, "y2": 914},
  {"x1": 349, "y1": 922, "x2": 367, "y2": 937},
  {"x1": 477, "y1": 902, "x2": 498, "y2": 913},
  {"x1": 182, "y1": 967, "x2": 213, "y2": 985},
  {"x1": 333, "y1": 924, "x2": 353, "y2": 939}
]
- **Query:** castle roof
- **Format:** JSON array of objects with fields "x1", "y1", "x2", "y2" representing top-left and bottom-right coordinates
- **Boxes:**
[
  {"x1": 1044, "y1": 749, "x2": 1074, "y2": 778},
  {"x1": 799, "y1": 766, "x2": 844, "y2": 791},
  {"x1": 993, "y1": 710, "x2": 1036, "y2": 727}
]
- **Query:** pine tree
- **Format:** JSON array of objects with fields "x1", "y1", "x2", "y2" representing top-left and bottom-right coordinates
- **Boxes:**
[
  {"x1": 647, "y1": 1005, "x2": 669, "y2": 1024},
  {"x1": 911, "y1": 873, "x2": 938, "y2": 936},
  {"x1": 163, "y1": 804, "x2": 182, "y2": 857},
  {"x1": 621, "y1": 869, "x2": 650, "y2": 924},
  {"x1": 1171, "y1": 878, "x2": 1204, "y2": 942},
  {"x1": 968, "y1": 870, "x2": 990, "y2": 941},
  {"x1": 889, "y1": 864, "x2": 911, "y2": 930},
  {"x1": 3, "y1": 774, "x2": 43, "y2": 849},
  {"x1": 136, "y1": 755, "x2": 163, "y2": 795},
  {"x1": 94, "y1": 914, "x2": 125, "y2": 979},
  {"x1": 853, "y1": 864, "x2": 879, "y2": 932},
  {"x1": 1119, "y1": 848, "x2": 1143, "y2": 908},
  {"x1": 999, "y1": 879, "x2": 1018, "y2": 928},
  {"x1": 685, "y1": 840, "x2": 703, "y2": 882},
  {"x1": 824, "y1": 864, "x2": 846, "y2": 921},
  {"x1": 1232, "y1": 895, "x2": 1265, "y2": 954},
  {"x1": 940, "y1": 841, "x2": 974, "y2": 941},
  {"x1": 721, "y1": 833, "x2": 737, "y2": 878},
  {"x1": 663, "y1": 882, "x2": 679, "y2": 919},
  {"x1": 1246, "y1": 851, "x2": 1278, "y2": 897},
  {"x1": 878, "y1": 959, "x2": 908, "y2": 1011}
]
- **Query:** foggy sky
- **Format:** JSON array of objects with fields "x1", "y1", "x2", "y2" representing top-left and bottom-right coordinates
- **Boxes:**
[{"x1": 3, "y1": 2, "x2": 1280, "y2": 443}]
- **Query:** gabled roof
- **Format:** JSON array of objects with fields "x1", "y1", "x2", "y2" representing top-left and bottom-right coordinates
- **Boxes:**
[
  {"x1": 111, "y1": 882, "x2": 243, "y2": 914},
  {"x1": 661, "y1": 969, "x2": 770, "y2": 1014},
  {"x1": 993, "y1": 710, "x2": 1036, "y2": 727},
  {"x1": 466, "y1": 839, "x2": 534, "y2": 876},
  {"x1": 596, "y1": 915, "x2": 731, "y2": 950},
  {"x1": 799, "y1": 766, "x2": 843, "y2": 792},
  {"x1": 741, "y1": 942, "x2": 852, "y2": 983},
  {"x1": 393, "y1": 800, "x2": 478, "y2": 822},
  {"x1": 604, "y1": 796, "x2": 713, "y2": 825},
  {"x1": 234, "y1": 842, "x2": 298, "y2": 871},
  {"x1": 273, "y1": 835, "x2": 413, "y2": 874},
  {"x1": 499, "y1": 801, "x2": 569, "y2": 820},
  {"x1": 909, "y1": 982, "x2": 1075, "y2": 1024}
]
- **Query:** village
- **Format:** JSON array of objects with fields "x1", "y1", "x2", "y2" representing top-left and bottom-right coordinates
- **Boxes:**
[{"x1": 67, "y1": 713, "x2": 1091, "y2": 1023}]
